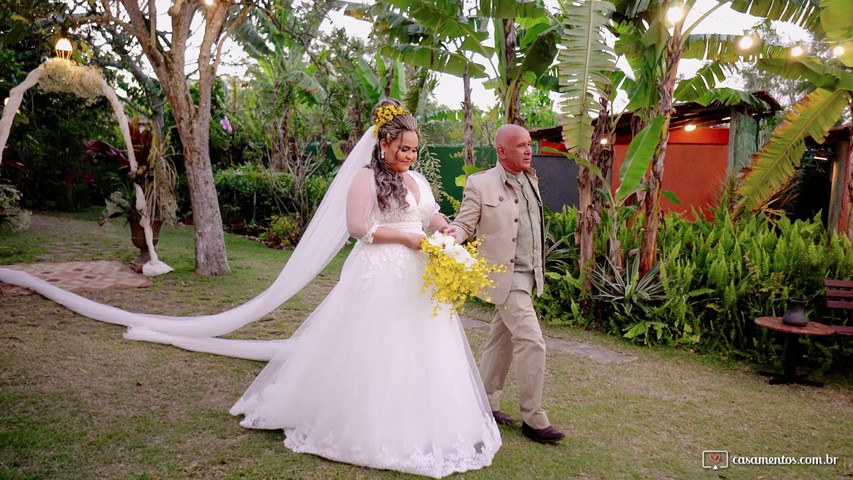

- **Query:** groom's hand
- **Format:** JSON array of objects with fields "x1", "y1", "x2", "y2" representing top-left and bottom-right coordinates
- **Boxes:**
[{"x1": 438, "y1": 225, "x2": 456, "y2": 237}]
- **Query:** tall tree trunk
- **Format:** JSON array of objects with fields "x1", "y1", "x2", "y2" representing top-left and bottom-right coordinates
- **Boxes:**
[
  {"x1": 463, "y1": 67, "x2": 475, "y2": 166},
  {"x1": 576, "y1": 150, "x2": 597, "y2": 289},
  {"x1": 271, "y1": 103, "x2": 291, "y2": 172},
  {"x1": 639, "y1": 41, "x2": 682, "y2": 276},
  {"x1": 162, "y1": 73, "x2": 230, "y2": 275},
  {"x1": 502, "y1": 19, "x2": 524, "y2": 126},
  {"x1": 590, "y1": 96, "x2": 617, "y2": 269},
  {"x1": 101, "y1": 0, "x2": 255, "y2": 275}
]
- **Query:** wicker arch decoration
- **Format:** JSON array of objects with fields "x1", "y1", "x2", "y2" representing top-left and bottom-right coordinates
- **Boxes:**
[{"x1": 0, "y1": 58, "x2": 172, "y2": 276}]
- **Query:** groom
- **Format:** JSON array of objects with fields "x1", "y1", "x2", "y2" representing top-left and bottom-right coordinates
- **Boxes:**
[{"x1": 447, "y1": 124, "x2": 565, "y2": 444}]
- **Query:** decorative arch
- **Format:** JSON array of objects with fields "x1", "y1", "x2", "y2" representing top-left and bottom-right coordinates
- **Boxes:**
[{"x1": 0, "y1": 58, "x2": 172, "y2": 276}]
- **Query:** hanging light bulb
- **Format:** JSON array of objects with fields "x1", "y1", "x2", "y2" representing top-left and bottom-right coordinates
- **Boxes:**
[
  {"x1": 204, "y1": 0, "x2": 214, "y2": 5},
  {"x1": 54, "y1": 37, "x2": 72, "y2": 60},
  {"x1": 599, "y1": 138, "x2": 609, "y2": 145},
  {"x1": 666, "y1": 5, "x2": 684, "y2": 23},
  {"x1": 738, "y1": 34, "x2": 755, "y2": 50},
  {"x1": 684, "y1": 124, "x2": 696, "y2": 132},
  {"x1": 790, "y1": 45, "x2": 804, "y2": 57},
  {"x1": 833, "y1": 45, "x2": 846, "y2": 57}
]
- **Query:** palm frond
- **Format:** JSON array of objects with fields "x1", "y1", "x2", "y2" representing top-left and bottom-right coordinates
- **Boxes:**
[
  {"x1": 693, "y1": 87, "x2": 773, "y2": 109},
  {"x1": 673, "y1": 61, "x2": 731, "y2": 102},
  {"x1": 380, "y1": 44, "x2": 487, "y2": 78},
  {"x1": 557, "y1": 0, "x2": 617, "y2": 154},
  {"x1": 233, "y1": 18, "x2": 272, "y2": 58},
  {"x1": 730, "y1": 0, "x2": 821, "y2": 31},
  {"x1": 737, "y1": 88, "x2": 850, "y2": 211},
  {"x1": 820, "y1": 0, "x2": 853, "y2": 66},
  {"x1": 478, "y1": 0, "x2": 549, "y2": 19},
  {"x1": 759, "y1": 58, "x2": 853, "y2": 91},
  {"x1": 682, "y1": 33, "x2": 785, "y2": 62}
]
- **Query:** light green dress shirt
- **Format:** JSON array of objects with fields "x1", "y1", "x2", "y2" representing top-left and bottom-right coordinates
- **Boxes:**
[{"x1": 505, "y1": 170, "x2": 543, "y2": 295}]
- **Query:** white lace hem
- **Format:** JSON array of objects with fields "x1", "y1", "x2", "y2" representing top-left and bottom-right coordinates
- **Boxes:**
[{"x1": 283, "y1": 426, "x2": 501, "y2": 479}]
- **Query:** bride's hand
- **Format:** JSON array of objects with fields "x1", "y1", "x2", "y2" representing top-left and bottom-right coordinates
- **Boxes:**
[{"x1": 404, "y1": 233, "x2": 425, "y2": 251}]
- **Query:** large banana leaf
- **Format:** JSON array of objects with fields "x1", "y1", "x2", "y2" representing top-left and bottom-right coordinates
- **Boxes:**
[
  {"x1": 512, "y1": 27, "x2": 559, "y2": 81},
  {"x1": 820, "y1": 0, "x2": 853, "y2": 66},
  {"x1": 479, "y1": 0, "x2": 548, "y2": 19},
  {"x1": 282, "y1": 70, "x2": 326, "y2": 101},
  {"x1": 353, "y1": 58, "x2": 382, "y2": 104},
  {"x1": 737, "y1": 88, "x2": 850, "y2": 210},
  {"x1": 389, "y1": 61, "x2": 406, "y2": 101},
  {"x1": 682, "y1": 33, "x2": 785, "y2": 63},
  {"x1": 759, "y1": 58, "x2": 853, "y2": 91},
  {"x1": 730, "y1": 0, "x2": 821, "y2": 31},
  {"x1": 233, "y1": 20, "x2": 272, "y2": 58},
  {"x1": 615, "y1": 115, "x2": 664, "y2": 203},
  {"x1": 380, "y1": 44, "x2": 488, "y2": 78},
  {"x1": 693, "y1": 87, "x2": 773, "y2": 108},
  {"x1": 673, "y1": 61, "x2": 731, "y2": 102},
  {"x1": 382, "y1": 0, "x2": 490, "y2": 56},
  {"x1": 557, "y1": 0, "x2": 616, "y2": 154}
]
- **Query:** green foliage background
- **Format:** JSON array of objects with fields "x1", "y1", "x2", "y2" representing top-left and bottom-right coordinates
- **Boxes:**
[{"x1": 537, "y1": 205, "x2": 853, "y2": 373}]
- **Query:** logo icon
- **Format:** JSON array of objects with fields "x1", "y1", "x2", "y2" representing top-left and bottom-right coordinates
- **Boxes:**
[{"x1": 702, "y1": 450, "x2": 729, "y2": 470}]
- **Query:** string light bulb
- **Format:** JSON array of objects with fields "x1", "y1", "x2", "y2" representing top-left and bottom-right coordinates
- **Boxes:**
[
  {"x1": 54, "y1": 37, "x2": 72, "y2": 59},
  {"x1": 833, "y1": 45, "x2": 846, "y2": 57},
  {"x1": 600, "y1": 138, "x2": 609, "y2": 145},
  {"x1": 738, "y1": 34, "x2": 755, "y2": 50},
  {"x1": 790, "y1": 45, "x2": 804, "y2": 57},
  {"x1": 684, "y1": 124, "x2": 696, "y2": 132},
  {"x1": 666, "y1": 6, "x2": 684, "y2": 23}
]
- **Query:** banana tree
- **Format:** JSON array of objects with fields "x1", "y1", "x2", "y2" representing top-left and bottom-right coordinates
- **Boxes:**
[
  {"x1": 557, "y1": 0, "x2": 618, "y2": 281},
  {"x1": 607, "y1": 0, "x2": 787, "y2": 275},
  {"x1": 734, "y1": 0, "x2": 853, "y2": 238},
  {"x1": 554, "y1": 116, "x2": 666, "y2": 274},
  {"x1": 376, "y1": 0, "x2": 559, "y2": 127},
  {"x1": 234, "y1": 3, "x2": 329, "y2": 172}
]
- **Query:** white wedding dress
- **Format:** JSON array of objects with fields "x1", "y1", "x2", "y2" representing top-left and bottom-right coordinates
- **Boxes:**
[
  {"x1": 230, "y1": 169, "x2": 500, "y2": 477},
  {"x1": 0, "y1": 127, "x2": 500, "y2": 478}
]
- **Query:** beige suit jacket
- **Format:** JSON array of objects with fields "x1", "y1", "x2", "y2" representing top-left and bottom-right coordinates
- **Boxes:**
[{"x1": 450, "y1": 162, "x2": 545, "y2": 305}]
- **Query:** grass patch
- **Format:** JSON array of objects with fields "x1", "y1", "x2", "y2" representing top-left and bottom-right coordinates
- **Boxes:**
[{"x1": 1, "y1": 214, "x2": 851, "y2": 479}]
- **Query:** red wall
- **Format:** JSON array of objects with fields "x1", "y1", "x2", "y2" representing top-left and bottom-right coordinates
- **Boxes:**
[{"x1": 542, "y1": 127, "x2": 729, "y2": 219}]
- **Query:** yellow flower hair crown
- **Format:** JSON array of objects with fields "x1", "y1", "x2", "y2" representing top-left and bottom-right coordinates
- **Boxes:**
[{"x1": 373, "y1": 104, "x2": 408, "y2": 136}]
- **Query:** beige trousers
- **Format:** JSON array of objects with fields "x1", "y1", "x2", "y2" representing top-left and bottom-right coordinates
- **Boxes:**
[{"x1": 479, "y1": 290, "x2": 550, "y2": 429}]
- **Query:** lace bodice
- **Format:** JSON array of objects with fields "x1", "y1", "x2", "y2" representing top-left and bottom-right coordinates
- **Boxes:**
[{"x1": 346, "y1": 169, "x2": 439, "y2": 241}]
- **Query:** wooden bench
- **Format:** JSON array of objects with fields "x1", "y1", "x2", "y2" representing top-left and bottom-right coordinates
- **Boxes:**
[{"x1": 823, "y1": 279, "x2": 853, "y2": 337}]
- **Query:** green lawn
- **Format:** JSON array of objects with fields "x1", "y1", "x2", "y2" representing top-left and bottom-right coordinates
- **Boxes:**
[{"x1": 1, "y1": 211, "x2": 851, "y2": 479}]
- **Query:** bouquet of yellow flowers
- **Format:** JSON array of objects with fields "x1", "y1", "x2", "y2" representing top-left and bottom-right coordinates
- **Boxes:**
[{"x1": 420, "y1": 231, "x2": 505, "y2": 316}]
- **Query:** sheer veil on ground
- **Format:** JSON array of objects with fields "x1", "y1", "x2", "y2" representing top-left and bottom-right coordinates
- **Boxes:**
[{"x1": 0, "y1": 127, "x2": 380, "y2": 361}]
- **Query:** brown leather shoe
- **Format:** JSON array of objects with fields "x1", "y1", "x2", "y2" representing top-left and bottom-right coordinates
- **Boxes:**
[
  {"x1": 492, "y1": 410, "x2": 517, "y2": 426},
  {"x1": 522, "y1": 422, "x2": 566, "y2": 444}
]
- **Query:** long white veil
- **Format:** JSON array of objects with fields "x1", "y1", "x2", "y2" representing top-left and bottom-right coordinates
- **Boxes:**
[{"x1": 0, "y1": 127, "x2": 378, "y2": 361}]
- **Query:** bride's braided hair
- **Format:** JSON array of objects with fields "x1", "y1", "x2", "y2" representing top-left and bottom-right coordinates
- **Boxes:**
[{"x1": 370, "y1": 98, "x2": 418, "y2": 212}]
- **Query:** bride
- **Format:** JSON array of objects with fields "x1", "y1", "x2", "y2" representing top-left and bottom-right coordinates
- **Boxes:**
[{"x1": 0, "y1": 98, "x2": 500, "y2": 478}]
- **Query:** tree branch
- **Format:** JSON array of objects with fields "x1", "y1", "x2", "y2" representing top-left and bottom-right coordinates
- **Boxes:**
[{"x1": 214, "y1": 1, "x2": 259, "y2": 74}]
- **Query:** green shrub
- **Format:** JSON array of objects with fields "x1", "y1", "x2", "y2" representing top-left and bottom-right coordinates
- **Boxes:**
[
  {"x1": 534, "y1": 204, "x2": 853, "y2": 372},
  {"x1": 259, "y1": 213, "x2": 302, "y2": 249},
  {"x1": 213, "y1": 165, "x2": 332, "y2": 235}
]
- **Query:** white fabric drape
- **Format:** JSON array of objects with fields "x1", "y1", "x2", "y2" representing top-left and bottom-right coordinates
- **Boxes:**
[{"x1": 0, "y1": 127, "x2": 380, "y2": 360}]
